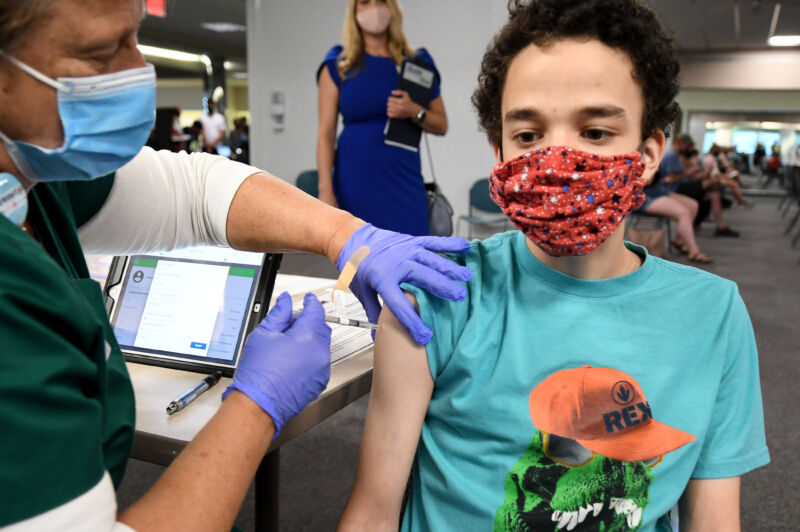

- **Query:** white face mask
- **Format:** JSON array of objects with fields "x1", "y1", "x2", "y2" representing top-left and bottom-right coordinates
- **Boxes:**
[{"x1": 356, "y1": 5, "x2": 392, "y2": 34}]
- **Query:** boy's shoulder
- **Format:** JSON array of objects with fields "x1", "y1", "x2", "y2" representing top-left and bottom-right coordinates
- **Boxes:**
[
  {"x1": 449, "y1": 230, "x2": 519, "y2": 265},
  {"x1": 638, "y1": 251, "x2": 745, "y2": 321},
  {"x1": 440, "y1": 231, "x2": 521, "y2": 285},
  {"x1": 646, "y1": 252, "x2": 739, "y2": 295},
  {"x1": 441, "y1": 232, "x2": 741, "y2": 310},
  {"x1": 459, "y1": 233, "x2": 740, "y2": 303}
]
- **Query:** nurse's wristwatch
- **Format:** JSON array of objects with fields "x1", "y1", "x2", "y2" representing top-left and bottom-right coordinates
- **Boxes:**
[{"x1": 413, "y1": 106, "x2": 427, "y2": 125}]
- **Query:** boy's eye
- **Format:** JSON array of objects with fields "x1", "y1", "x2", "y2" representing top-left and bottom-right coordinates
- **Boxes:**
[
  {"x1": 513, "y1": 131, "x2": 540, "y2": 145},
  {"x1": 582, "y1": 129, "x2": 612, "y2": 142}
]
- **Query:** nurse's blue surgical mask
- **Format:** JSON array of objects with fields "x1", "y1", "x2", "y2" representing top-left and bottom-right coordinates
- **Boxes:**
[{"x1": 0, "y1": 53, "x2": 156, "y2": 183}]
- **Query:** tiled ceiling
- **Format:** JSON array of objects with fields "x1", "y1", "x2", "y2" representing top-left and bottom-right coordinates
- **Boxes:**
[
  {"x1": 139, "y1": 0, "x2": 247, "y2": 60},
  {"x1": 645, "y1": 0, "x2": 800, "y2": 50}
]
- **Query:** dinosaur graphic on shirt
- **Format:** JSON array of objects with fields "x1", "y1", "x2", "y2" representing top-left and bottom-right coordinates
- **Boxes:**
[
  {"x1": 493, "y1": 365, "x2": 697, "y2": 531},
  {"x1": 494, "y1": 430, "x2": 652, "y2": 531}
]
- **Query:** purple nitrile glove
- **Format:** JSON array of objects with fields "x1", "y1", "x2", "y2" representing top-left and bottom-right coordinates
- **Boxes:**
[
  {"x1": 222, "y1": 292, "x2": 331, "y2": 437},
  {"x1": 338, "y1": 224, "x2": 472, "y2": 345}
]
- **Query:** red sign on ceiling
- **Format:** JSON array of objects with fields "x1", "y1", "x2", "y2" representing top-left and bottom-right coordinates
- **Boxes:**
[{"x1": 146, "y1": 0, "x2": 166, "y2": 17}]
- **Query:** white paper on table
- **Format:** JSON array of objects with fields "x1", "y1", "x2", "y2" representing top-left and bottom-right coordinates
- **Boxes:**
[
  {"x1": 291, "y1": 288, "x2": 373, "y2": 366},
  {"x1": 85, "y1": 255, "x2": 114, "y2": 289}
]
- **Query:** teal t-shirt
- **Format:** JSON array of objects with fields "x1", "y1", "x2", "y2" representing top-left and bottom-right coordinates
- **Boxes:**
[{"x1": 402, "y1": 231, "x2": 769, "y2": 532}]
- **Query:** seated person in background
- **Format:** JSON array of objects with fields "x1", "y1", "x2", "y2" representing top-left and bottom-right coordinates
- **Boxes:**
[
  {"x1": 767, "y1": 150, "x2": 782, "y2": 173},
  {"x1": 169, "y1": 106, "x2": 187, "y2": 152},
  {"x1": 666, "y1": 135, "x2": 740, "y2": 238},
  {"x1": 716, "y1": 146, "x2": 744, "y2": 185},
  {"x1": 229, "y1": 116, "x2": 250, "y2": 164},
  {"x1": 187, "y1": 120, "x2": 204, "y2": 153},
  {"x1": 760, "y1": 147, "x2": 785, "y2": 189},
  {"x1": 705, "y1": 144, "x2": 750, "y2": 207},
  {"x1": 337, "y1": 1, "x2": 769, "y2": 531},
  {"x1": 638, "y1": 140, "x2": 713, "y2": 263},
  {"x1": 753, "y1": 143, "x2": 767, "y2": 170},
  {"x1": 725, "y1": 147, "x2": 747, "y2": 183}
]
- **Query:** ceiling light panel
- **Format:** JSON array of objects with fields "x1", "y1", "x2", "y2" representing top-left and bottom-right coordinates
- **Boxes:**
[
  {"x1": 768, "y1": 35, "x2": 800, "y2": 46},
  {"x1": 202, "y1": 22, "x2": 246, "y2": 33}
]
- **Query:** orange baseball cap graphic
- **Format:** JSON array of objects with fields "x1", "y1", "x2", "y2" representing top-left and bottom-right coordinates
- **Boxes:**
[{"x1": 529, "y1": 365, "x2": 696, "y2": 462}]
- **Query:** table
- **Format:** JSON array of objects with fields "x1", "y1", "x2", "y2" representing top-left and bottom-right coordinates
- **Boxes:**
[{"x1": 127, "y1": 275, "x2": 374, "y2": 531}]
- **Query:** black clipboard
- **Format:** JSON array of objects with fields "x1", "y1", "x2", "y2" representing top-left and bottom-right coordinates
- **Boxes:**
[
  {"x1": 384, "y1": 57, "x2": 436, "y2": 152},
  {"x1": 104, "y1": 249, "x2": 281, "y2": 377}
]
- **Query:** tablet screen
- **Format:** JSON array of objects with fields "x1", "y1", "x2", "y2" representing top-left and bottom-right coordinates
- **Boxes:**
[{"x1": 110, "y1": 246, "x2": 264, "y2": 369}]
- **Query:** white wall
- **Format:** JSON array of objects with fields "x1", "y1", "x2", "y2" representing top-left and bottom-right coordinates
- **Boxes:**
[
  {"x1": 156, "y1": 80, "x2": 205, "y2": 110},
  {"x1": 679, "y1": 50, "x2": 800, "y2": 90},
  {"x1": 246, "y1": 0, "x2": 509, "y2": 225},
  {"x1": 687, "y1": 118, "x2": 707, "y2": 149},
  {"x1": 677, "y1": 89, "x2": 800, "y2": 114}
]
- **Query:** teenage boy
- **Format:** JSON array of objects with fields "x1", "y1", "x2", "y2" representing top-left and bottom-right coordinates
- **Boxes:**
[{"x1": 337, "y1": 1, "x2": 769, "y2": 531}]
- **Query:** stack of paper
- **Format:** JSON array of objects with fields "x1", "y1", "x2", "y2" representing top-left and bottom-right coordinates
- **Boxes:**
[{"x1": 292, "y1": 288, "x2": 374, "y2": 366}]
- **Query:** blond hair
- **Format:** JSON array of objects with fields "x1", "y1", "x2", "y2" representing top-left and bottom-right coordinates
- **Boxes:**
[
  {"x1": 0, "y1": 0, "x2": 52, "y2": 52},
  {"x1": 338, "y1": 0, "x2": 414, "y2": 80}
]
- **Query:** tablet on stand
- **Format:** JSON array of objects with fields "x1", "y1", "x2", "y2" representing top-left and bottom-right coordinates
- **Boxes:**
[{"x1": 104, "y1": 246, "x2": 281, "y2": 377}]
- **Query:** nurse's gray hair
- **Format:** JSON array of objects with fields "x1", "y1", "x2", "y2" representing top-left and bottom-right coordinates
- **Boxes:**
[{"x1": 0, "y1": 0, "x2": 52, "y2": 51}]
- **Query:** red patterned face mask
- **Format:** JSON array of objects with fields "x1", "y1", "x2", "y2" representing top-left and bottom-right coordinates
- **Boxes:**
[{"x1": 489, "y1": 146, "x2": 646, "y2": 257}]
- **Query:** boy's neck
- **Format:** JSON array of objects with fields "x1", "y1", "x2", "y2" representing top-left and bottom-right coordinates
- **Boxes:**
[{"x1": 525, "y1": 222, "x2": 642, "y2": 280}]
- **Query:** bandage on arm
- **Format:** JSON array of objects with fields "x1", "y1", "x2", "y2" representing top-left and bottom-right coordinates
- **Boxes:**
[
  {"x1": 336, "y1": 293, "x2": 434, "y2": 532},
  {"x1": 332, "y1": 245, "x2": 370, "y2": 310}
]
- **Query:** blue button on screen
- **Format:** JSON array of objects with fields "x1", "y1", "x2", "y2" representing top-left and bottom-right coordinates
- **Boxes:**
[{"x1": 190, "y1": 342, "x2": 208, "y2": 350}]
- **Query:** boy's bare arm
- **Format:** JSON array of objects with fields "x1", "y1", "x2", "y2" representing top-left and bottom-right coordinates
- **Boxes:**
[
  {"x1": 679, "y1": 477, "x2": 741, "y2": 532},
  {"x1": 337, "y1": 293, "x2": 435, "y2": 532}
]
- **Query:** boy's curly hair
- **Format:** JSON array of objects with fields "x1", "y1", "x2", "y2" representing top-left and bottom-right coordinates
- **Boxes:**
[{"x1": 472, "y1": 0, "x2": 680, "y2": 147}]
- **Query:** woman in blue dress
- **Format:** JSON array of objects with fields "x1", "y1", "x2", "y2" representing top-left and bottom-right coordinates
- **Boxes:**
[{"x1": 317, "y1": 0, "x2": 448, "y2": 236}]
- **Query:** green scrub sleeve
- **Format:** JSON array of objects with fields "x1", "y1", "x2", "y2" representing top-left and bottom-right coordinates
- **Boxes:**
[
  {"x1": 63, "y1": 172, "x2": 115, "y2": 228},
  {"x1": 0, "y1": 220, "x2": 108, "y2": 525}
]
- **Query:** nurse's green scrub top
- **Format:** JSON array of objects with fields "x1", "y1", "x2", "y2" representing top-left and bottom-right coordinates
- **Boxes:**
[{"x1": 0, "y1": 175, "x2": 135, "y2": 526}]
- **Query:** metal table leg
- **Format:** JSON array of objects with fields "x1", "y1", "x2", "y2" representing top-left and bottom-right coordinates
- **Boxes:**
[{"x1": 255, "y1": 449, "x2": 280, "y2": 532}]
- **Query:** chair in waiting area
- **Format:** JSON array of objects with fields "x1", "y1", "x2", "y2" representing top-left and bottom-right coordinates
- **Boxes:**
[
  {"x1": 779, "y1": 165, "x2": 798, "y2": 216},
  {"x1": 777, "y1": 170, "x2": 793, "y2": 214},
  {"x1": 456, "y1": 178, "x2": 510, "y2": 239},
  {"x1": 760, "y1": 161, "x2": 785, "y2": 190},
  {"x1": 781, "y1": 166, "x2": 800, "y2": 246},
  {"x1": 295, "y1": 169, "x2": 319, "y2": 198}
]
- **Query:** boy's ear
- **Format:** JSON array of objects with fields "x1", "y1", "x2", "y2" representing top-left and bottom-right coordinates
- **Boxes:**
[
  {"x1": 493, "y1": 144, "x2": 502, "y2": 163},
  {"x1": 641, "y1": 130, "x2": 666, "y2": 185}
]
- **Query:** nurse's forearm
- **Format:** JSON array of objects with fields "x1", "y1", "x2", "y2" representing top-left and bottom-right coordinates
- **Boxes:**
[
  {"x1": 118, "y1": 391, "x2": 274, "y2": 531},
  {"x1": 226, "y1": 171, "x2": 364, "y2": 263}
]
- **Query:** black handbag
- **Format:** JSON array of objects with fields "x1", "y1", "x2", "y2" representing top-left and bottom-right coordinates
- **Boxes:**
[
  {"x1": 426, "y1": 181, "x2": 454, "y2": 236},
  {"x1": 422, "y1": 133, "x2": 454, "y2": 236}
]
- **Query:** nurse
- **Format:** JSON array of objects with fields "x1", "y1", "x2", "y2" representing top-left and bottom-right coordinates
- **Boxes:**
[{"x1": 0, "y1": 1, "x2": 471, "y2": 530}]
